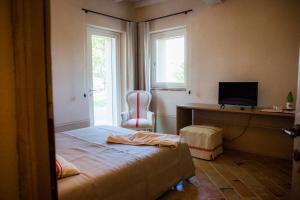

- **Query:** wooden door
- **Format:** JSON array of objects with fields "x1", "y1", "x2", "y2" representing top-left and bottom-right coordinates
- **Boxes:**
[{"x1": 12, "y1": 0, "x2": 56, "y2": 199}]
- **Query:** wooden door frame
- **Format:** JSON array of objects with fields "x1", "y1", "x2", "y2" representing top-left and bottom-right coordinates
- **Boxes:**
[
  {"x1": 292, "y1": 45, "x2": 300, "y2": 200},
  {"x1": 12, "y1": 0, "x2": 56, "y2": 199}
]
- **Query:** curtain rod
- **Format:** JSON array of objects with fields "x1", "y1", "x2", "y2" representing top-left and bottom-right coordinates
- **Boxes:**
[
  {"x1": 82, "y1": 8, "x2": 193, "y2": 23},
  {"x1": 143, "y1": 9, "x2": 193, "y2": 23},
  {"x1": 82, "y1": 8, "x2": 133, "y2": 23}
]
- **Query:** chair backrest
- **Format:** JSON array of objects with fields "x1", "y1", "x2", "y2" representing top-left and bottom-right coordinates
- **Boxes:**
[{"x1": 126, "y1": 90, "x2": 152, "y2": 119}]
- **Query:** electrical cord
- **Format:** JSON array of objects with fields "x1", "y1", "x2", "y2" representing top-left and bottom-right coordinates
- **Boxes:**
[{"x1": 224, "y1": 115, "x2": 252, "y2": 143}]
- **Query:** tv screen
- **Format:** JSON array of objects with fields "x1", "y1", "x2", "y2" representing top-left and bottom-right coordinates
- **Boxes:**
[{"x1": 218, "y1": 82, "x2": 258, "y2": 107}]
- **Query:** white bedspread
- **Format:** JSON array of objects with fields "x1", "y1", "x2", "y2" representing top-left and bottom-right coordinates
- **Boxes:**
[{"x1": 56, "y1": 126, "x2": 195, "y2": 200}]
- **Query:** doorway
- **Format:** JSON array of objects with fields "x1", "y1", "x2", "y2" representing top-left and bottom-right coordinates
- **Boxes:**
[{"x1": 86, "y1": 26, "x2": 121, "y2": 126}]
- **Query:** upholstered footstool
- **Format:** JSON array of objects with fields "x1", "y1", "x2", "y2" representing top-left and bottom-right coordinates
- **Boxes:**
[{"x1": 180, "y1": 125, "x2": 223, "y2": 160}]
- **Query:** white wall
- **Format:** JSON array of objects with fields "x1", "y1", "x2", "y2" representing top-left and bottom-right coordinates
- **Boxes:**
[
  {"x1": 51, "y1": 0, "x2": 133, "y2": 130},
  {"x1": 0, "y1": 0, "x2": 19, "y2": 199},
  {"x1": 52, "y1": 0, "x2": 300, "y2": 136},
  {"x1": 135, "y1": 0, "x2": 300, "y2": 134}
]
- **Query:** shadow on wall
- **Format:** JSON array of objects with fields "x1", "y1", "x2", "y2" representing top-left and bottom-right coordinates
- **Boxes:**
[
  {"x1": 153, "y1": 94, "x2": 178, "y2": 134},
  {"x1": 156, "y1": 115, "x2": 177, "y2": 134}
]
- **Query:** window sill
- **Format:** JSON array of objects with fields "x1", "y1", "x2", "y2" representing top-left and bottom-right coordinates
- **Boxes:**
[{"x1": 151, "y1": 88, "x2": 187, "y2": 92}]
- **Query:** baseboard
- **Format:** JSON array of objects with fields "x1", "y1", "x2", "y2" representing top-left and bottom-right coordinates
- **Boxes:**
[
  {"x1": 55, "y1": 120, "x2": 90, "y2": 133},
  {"x1": 156, "y1": 113, "x2": 176, "y2": 118}
]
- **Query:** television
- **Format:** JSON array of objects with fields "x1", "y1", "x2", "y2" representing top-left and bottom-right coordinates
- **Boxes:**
[{"x1": 218, "y1": 82, "x2": 258, "y2": 107}]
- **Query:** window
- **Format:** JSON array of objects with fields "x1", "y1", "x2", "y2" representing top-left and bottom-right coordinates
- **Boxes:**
[{"x1": 151, "y1": 28, "x2": 187, "y2": 89}]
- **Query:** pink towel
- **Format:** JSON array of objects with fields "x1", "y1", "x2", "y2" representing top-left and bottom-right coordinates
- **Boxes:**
[{"x1": 106, "y1": 132, "x2": 180, "y2": 149}]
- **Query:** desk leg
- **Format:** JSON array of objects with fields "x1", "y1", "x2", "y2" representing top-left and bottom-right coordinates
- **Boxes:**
[
  {"x1": 176, "y1": 107, "x2": 192, "y2": 134},
  {"x1": 192, "y1": 109, "x2": 195, "y2": 125}
]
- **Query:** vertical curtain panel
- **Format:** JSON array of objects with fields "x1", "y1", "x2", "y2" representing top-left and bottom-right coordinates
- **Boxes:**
[
  {"x1": 125, "y1": 22, "x2": 151, "y2": 93},
  {"x1": 125, "y1": 22, "x2": 138, "y2": 92},
  {"x1": 137, "y1": 22, "x2": 151, "y2": 91}
]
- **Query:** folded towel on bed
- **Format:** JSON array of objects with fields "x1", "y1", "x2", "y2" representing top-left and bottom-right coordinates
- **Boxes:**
[{"x1": 106, "y1": 132, "x2": 180, "y2": 149}]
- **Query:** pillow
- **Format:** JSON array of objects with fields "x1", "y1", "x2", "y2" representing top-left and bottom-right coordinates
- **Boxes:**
[{"x1": 56, "y1": 154, "x2": 80, "y2": 179}]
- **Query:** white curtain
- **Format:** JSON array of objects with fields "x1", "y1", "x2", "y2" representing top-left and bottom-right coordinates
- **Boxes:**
[
  {"x1": 125, "y1": 21, "x2": 150, "y2": 92},
  {"x1": 126, "y1": 22, "x2": 138, "y2": 92},
  {"x1": 137, "y1": 22, "x2": 151, "y2": 91}
]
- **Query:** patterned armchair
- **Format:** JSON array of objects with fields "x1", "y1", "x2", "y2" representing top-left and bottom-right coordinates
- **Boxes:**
[{"x1": 121, "y1": 91, "x2": 155, "y2": 131}]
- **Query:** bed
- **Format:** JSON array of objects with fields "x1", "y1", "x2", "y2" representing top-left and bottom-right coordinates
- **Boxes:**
[{"x1": 56, "y1": 125, "x2": 195, "y2": 200}]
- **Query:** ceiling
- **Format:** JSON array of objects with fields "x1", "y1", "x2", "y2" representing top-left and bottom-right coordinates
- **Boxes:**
[
  {"x1": 114, "y1": 0, "x2": 168, "y2": 8},
  {"x1": 114, "y1": 0, "x2": 142, "y2": 2}
]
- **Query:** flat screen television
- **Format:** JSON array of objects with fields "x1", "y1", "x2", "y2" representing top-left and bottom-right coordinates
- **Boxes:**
[{"x1": 218, "y1": 82, "x2": 258, "y2": 107}]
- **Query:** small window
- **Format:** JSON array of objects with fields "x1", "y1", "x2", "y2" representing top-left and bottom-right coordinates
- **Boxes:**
[{"x1": 151, "y1": 28, "x2": 187, "y2": 89}]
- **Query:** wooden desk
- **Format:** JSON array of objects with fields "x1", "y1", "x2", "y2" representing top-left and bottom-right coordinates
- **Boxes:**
[{"x1": 176, "y1": 103, "x2": 295, "y2": 159}]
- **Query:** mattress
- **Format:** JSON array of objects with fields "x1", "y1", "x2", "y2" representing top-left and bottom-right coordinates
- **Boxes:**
[{"x1": 56, "y1": 126, "x2": 195, "y2": 200}]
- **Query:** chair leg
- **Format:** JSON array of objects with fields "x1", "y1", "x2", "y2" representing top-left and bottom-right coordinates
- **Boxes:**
[{"x1": 151, "y1": 125, "x2": 155, "y2": 132}]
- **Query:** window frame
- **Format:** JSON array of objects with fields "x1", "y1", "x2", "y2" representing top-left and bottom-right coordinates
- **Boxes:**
[{"x1": 150, "y1": 27, "x2": 187, "y2": 90}]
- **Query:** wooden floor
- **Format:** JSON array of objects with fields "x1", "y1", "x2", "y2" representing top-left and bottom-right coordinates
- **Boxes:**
[{"x1": 159, "y1": 150, "x2": 292, "y2": 200}]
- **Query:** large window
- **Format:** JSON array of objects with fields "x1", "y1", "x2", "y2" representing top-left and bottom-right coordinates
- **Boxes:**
[{"x1": 151, "y1": 28, "x2": 186, "y2": 89}]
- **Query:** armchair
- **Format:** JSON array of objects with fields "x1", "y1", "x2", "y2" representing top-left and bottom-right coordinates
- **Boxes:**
[{"x1": 121, "y1": 91, "x2": 155, "y2": 131}]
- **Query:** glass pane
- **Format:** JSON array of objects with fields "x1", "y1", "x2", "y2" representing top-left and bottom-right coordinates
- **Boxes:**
[
  {"x1": 91, "y1": 35, "x2": 114, "y2": 125},
  {"x1": 155, "y1": 36, "x2": 185, "y2": 83}
]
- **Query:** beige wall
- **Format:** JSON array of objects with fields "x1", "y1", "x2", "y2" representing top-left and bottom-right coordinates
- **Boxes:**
[
  {"x1": 51, "y1": 0, "x2": 300, "y2": 157},
  {"x1": 51, "y1": 0, "x2": 133, "y2": 130},
  {"x1": 0, "y1": 0, "x2": 19, "y2": 199},
  {"x1": 136, "y1": 1, "x2": 299, "y2": 134},
  {"x1": 135, "y1": 0, "x2": 300, "y2": 158},
  {"x1": 136, "y1": 0, "x2": 300, "y2": 118}
]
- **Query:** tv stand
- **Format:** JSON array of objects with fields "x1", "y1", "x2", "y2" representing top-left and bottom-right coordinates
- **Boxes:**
[
  {"x1": 177, "y1": 103, "x2": 294, "y2": 134},
  {"x1": 176, "y1": 103, "x2": 294, "y2": 159},
  {"x1": 220, "y1": 105, "x2": 256, "y2": 111},
  {"x1": 177, "y1": 103, "x2": 293, "y2": 117}
]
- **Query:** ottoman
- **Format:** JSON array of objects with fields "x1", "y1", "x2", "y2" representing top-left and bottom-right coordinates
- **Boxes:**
[{"x1": 180, "y1": 125, "x2": 223, "y2": 160}]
